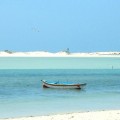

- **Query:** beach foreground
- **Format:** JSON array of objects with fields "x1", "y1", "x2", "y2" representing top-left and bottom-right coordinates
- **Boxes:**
[{"x1": 2, "y1": 110, "x2": 120, "y2": 120}]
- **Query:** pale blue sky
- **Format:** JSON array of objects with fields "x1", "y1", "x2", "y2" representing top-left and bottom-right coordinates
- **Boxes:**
[{"x1": 0, "y1": 0, "x2": 120, "y2": 52}]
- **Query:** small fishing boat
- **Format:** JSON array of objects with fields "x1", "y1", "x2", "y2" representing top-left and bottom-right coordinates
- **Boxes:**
[{"x1": 41, "y1": 80, "x2": 86, "y2": 89}]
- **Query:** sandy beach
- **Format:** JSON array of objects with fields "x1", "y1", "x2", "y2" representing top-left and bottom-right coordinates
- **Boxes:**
[
  {"x1": 0, "y1": 51, "x2": 120, "y2": 57},
  {"x1": 2, "y1": 110, "x2": 120, "y2": 120}
]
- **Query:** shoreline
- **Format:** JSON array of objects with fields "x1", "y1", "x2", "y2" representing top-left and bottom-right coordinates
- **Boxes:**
[
  {"x1": 2, "y1": 110, "x2": 120, "y2": 120},
  {"x1": 0, "y1": 51, "x2": 120, "y2": 57}
]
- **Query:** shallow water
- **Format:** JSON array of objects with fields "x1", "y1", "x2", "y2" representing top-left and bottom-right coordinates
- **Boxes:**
[
  {"x1": 0, "y1": 69, "x2": 120, "y2": 118},
  {"x1": 0, "y1": 57, "x2": 120, "y2": 69}
]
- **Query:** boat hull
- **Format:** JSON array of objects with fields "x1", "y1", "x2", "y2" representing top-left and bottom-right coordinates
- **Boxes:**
[{"x1": 41, "y1": 80, "x2": 86, "y2": 89}]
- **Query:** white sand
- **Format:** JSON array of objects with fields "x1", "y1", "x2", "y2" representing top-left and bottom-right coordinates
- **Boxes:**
[
  {"x1": 0, "y1": 51, "x2": 120, "y2": 57},
  {"x1": 2, "y1": 110, "x2": 120, "y2": 120}
]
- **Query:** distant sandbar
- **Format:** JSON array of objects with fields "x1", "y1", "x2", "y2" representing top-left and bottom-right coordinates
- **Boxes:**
[{"x1": 0, "y1": 51, "x2": 120, "y2": 57}]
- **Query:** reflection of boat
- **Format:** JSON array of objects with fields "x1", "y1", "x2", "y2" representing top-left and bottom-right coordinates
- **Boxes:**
[{"x1": 41, "y1": 80, "x2": 86, "y2": 89}]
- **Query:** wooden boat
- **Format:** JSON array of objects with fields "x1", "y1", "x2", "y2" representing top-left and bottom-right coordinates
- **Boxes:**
[{"x1": 41, "y1": 80, "x2": 86, "y2": 89}]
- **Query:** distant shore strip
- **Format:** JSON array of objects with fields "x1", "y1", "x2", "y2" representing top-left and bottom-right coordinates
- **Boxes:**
[{"x1": 0, "y1": 51, "x2": 120, "y2": 57}]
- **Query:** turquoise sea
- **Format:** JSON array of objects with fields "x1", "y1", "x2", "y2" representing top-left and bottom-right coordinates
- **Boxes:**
[{"x1": 0, "y1": 57, "x2": 120, "y2": 118}]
